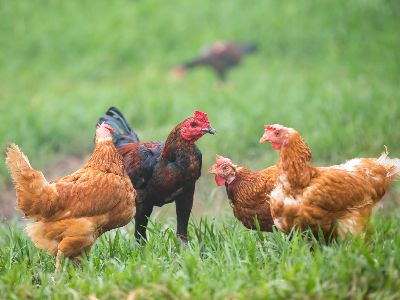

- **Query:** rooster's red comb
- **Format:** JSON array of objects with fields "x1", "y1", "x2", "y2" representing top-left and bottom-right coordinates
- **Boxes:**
[{"x1": 194, "y1": 110, "x2": 209, "y2": 123}]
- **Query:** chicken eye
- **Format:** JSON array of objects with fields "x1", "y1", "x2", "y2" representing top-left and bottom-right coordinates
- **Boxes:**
[
  {"x1": 274, "y1": 131, "x2": 280, "y2": 137},
  {"x1": 190, "y1": 122, "x2": 198, "y2": 128}
]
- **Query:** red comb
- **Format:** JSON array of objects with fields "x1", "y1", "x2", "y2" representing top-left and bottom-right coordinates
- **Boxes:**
[
  {"x1": 216, "y1": 155, "x2": 231, "y2": 165},
  {"x1": 264, "y1": 124, "x2": 284, "y2": 131},
  {"x1": 194, "y1": 110, "x2": 209, "y2": 123}
]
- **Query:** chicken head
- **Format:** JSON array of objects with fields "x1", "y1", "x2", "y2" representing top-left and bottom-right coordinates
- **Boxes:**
[
  {"x1": 180, "y1": 110, "x2": 216, "y2": 142},
  {"x1": 208, "y1": 155, "x2": 237, "y2": 186},
  {"x1": 259, "y1": 124, "x2": 290, "y2": 150},
  {"x1": 96, "y1": 122, "x2": 115, "y2": 142},
  {"x1": 172, "y1": 65, "x2": 186, "y2": 79}
]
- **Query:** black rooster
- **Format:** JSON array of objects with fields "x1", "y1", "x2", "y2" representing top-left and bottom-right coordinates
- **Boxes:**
[{"x1": 99, "y1": 107, "x2": 215, "y2": 243}]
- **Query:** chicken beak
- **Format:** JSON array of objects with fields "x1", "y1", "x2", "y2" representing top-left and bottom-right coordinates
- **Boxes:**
[
  {"x1": 203, "y1": 127, "x2": 216, "y2": 135},
  {"x1": 208, "y1": 164, "x2": 217, "y2": 174},
  {"x1": 259, "y1": 132, "x2": 270, "y2": 143}
]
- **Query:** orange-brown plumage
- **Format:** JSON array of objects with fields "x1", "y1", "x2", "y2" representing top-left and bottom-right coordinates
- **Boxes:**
[
  {"x1": 5, "y1": 123, "x2": 136, "y2": 270},
  {"x1": 260, "y1": 124, "x2": 399, "y2": 239},
  {"x1": 209, "y1": 155, "x2": 278, "y2": 231}
]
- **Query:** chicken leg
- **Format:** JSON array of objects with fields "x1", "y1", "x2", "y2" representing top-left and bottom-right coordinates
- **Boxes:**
[{"x1": 175, "y1": 184, "x2": 195, "y2": 245}]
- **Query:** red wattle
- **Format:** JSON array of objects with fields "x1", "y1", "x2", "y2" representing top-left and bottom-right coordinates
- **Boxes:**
[
  {"x1": 271, "y1": 142, "x2": 281, "y2": 150},
  {"x1": 215, "y1": 175, "x2": 226, "y2": 186}
]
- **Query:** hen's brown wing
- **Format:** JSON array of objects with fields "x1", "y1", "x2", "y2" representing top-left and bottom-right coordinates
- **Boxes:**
[
  {"x1": 302, "y1": 168, "x2": 376, "y2": 212},
  {"x1": 229, "y1": 166, "x2": 278, "y2": 231},
  {"x1": 47, "y1": 169, "x2": 135, "y2": 221}
]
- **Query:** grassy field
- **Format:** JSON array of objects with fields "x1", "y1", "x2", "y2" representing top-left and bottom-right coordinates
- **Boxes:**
[
  {"x1": 1, "y1": 214, "x2": 400, "y2": 299},
  {"x1": 1, "y1": 0, "x2": 400, "y2": 299}
]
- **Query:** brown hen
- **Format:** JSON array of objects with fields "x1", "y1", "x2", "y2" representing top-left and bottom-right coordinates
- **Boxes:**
[
  {"x1": 209, "y1": 155, "x2": 278, "y2": 231},
  {"x1": 5, "y1": 123, "x2": 136, "y2": 271},
  {"x1": 260, "y1": 124, "x2": 399, "y2": 239}
]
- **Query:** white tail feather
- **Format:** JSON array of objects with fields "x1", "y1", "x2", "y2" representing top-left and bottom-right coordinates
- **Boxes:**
[{"x1": 375, "y1": 149, "x2": 400, "y2": 178}]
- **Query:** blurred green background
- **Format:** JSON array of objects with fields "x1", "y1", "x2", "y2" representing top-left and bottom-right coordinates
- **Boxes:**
[
  {"x1": 1, "y1": 0, "x2": 399, "y2": 212},
  {"x1": 1, "y1": 2, "x2": 400, "y2": 297}
]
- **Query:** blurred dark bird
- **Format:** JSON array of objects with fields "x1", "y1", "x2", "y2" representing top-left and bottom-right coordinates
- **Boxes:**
[
  {"x1": 173, "y1": 41, "x2": 258, "y2": 81},
  {"x1": 99, "y1": 107, "x2": 216, "y2": 244}
]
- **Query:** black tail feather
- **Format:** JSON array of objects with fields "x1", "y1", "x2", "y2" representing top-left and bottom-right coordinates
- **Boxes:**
[
  {"x1": 240, "y1": 43, "x2": 259, "y2": 54},
  {"x1": 99, "y1": 107, "x2": 139, "y2": 148}
]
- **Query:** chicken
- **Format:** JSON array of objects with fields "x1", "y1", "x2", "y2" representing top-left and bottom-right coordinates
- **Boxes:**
[
  {"x1": 173, "y1": 41, "x2": 258, "y2": 81},
  {"x1": 259, "y1": 124, "x2": 400, "y2": 239},
  {"x1": 99, "y1": 107, "x2": 215, "y2": 243},
  {"x1": 5, "y1": 123, "x2": 136, "y2": 271},
  {"x1": 208, "y1": 155, "x2": 278, "y2": 231}
]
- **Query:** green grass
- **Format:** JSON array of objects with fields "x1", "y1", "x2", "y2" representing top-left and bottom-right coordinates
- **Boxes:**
[
  {"x1": 1, "y1": 0, "x2": 400, "y2": 299},
  {"x1": 1, "y1": 215, "x2": 400, "y2": 299}
]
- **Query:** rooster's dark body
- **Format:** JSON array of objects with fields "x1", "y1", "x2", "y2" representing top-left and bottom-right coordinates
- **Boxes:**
[{"x1": 99, "y1": 107, "x2": 204, "y2": 243}]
